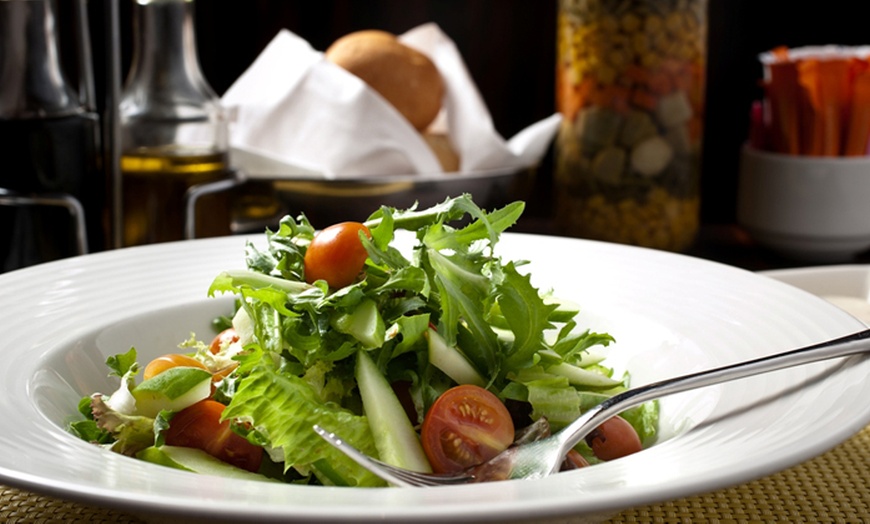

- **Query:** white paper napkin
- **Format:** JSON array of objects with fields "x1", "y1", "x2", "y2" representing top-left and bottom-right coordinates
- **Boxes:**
[{"x1": 222, "y1": 23, "x2": 561, "y2": 179}]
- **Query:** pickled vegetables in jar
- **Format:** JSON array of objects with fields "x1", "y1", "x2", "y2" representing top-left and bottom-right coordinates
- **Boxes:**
[{"x1": 554, "y1": 0, "x2": 707, "y2": 252}]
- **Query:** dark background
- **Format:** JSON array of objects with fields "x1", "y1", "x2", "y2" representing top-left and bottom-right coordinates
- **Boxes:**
[{"x1": 83, "y1": 0, "x2": 870, "y2": 227}]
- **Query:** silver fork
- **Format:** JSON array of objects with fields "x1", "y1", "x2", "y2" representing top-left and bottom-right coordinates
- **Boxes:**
[{"x1": 315, "y1": 328, "x2": 870, "y2": 487}]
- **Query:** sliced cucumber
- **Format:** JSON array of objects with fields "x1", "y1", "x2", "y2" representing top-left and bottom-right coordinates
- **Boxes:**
[
  {"x1": 546, "y1": 362, "x2": 622, "y2": 388},
  {"x1": 426, "y1": 328, "x2": 485, "y2": 387},
  {"x1": 332, "y1": 299, "x2": 385, "y2": 349},
  {"x1": 539, "y1": 348, "x2": 608, "y2": 367},
  {"x1": 542, "y1": 295, "x2": 582, "y2": 323},
  {"x1": 231, "y1": 306, "x2": 255, "y2": 347},
  {"x1": 137, "y1": 446, "x2": 277, "y2": 482},
  {"x1": 355, "y1": 351, "x2": 431, "y2": 473},
  {"x1": 572, "y1": 351, "x2": 609, "y2": 368},
  {"x1": 131, "y1": 367, "x2": 212, "y2": 418}
]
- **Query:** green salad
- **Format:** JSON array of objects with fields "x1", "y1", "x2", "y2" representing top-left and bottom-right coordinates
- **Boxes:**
[{"x1": 70, "y1": 195, "x2": 658, "y2": 486}]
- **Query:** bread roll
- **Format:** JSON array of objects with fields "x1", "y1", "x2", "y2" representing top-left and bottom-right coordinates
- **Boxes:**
[
  {"x1": 423, "y1": 132, "x2": 460, "y2": 172},
  {"x1": 326, "y1": 30, "x2": 444, "y2": 131}
]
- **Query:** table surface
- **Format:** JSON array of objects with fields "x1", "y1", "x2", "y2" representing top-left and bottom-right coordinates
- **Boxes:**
[
  {"x1": 4, "y1": 224, "x2": 870, "y2": 523},
  {"x1": 4, "y1": 422, "x2": 870, "y2": 523}
]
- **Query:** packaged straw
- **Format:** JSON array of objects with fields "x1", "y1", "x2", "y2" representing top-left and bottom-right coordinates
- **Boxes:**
[
  {"x1": 758, "y1": 45, "x2": 870, "y2": 156},
  {"x1": 845, "y1": 66, "x2": 870, "y2": 156}
]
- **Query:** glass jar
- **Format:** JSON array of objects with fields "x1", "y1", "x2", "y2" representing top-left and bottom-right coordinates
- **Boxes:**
[
  {"x1": 554, "y1": 0, "x2": 707, "y2": 252},
  {"x1": 119, "y1": 0, "x2": 231, "y2": 247},
  {"x1": 0, "y1": 0, "x2": 103, "y2": 272}
]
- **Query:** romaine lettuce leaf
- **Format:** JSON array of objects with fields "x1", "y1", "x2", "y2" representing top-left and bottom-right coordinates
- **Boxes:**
[{"x1": 222, "y1": 360, "x2": 384, "y2": 487}]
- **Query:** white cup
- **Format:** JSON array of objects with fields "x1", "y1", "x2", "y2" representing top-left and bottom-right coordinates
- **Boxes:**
[{"x1": 737, "y1": 144, "x2": 870, "y2": 262}]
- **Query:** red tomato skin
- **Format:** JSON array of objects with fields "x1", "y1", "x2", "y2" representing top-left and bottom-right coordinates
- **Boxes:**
[
  {"x1": 209, "y1": 328, "x2": 239, "y2": 354},
  {"x1": 303, "y1": 222, "x2": 371, "y2": 288},
  {"x1": 420, "y1": 385, "x2": 515, "y2": 474},
  {"x1": 164, "y1": 399, "x2": 263, "y2": 472},
  {"x1": 585, "y1": 415, "x2": 643, "y2": 461}
]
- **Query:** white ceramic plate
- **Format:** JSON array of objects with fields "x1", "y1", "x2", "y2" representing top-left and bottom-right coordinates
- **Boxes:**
[
  {"x1": 2, "y1": 234, "x2": 870, "y2": 524},
  {"x1": 761, "y1": 265, "x2": 870, "y2": 324}
]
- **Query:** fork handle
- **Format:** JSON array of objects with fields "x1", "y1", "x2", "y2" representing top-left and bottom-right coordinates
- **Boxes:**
[{"x1": 558, "y1": 328, "x2": 870, "y2": 452}]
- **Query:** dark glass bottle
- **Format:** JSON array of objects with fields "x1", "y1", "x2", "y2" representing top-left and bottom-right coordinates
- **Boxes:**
[
  {"x1": 119, "y1": 0, "x2": 231, "y2": 247},
  {"x1": 0, "y1": 0, "x2": 103, "y2": 272}
]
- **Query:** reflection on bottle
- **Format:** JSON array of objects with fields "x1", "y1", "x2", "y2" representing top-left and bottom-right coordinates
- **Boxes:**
[
  {"x1": 0, "y1": 0, "x2": 104, "y2": 272},
  {"x1": 0, "y1": 114, "x2": 101, "y2": 272}
]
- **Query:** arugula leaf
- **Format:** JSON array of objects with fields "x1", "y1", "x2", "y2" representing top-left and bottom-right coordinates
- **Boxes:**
[
  {"x1": 423, "y1": 201, "x2": 524, "y2": 251},
  {"x1": 498, "y1": 262, "x2": 558, "y2": 369},
  {"x1": 426, "y1": 248, "x2": 500, "y2": 376},
  {"x1": 365, "y1": 194, "x2": 477, "y2": 232},
  {"x1": 551, "y1": 324, "x2": 615, "y2": 363},
  {"x1": 106, "y1": 347, "x2": 138, "y2": 377},
  {"x1": 245, "y1": 214, "x2": 315, "y2": 279},
  {"x1": 370, "y1": 266, "x2": 430, "y2": 298}
]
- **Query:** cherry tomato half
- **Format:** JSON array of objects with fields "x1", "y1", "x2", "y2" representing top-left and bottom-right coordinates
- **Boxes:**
[
  {"x1": 420, "y1": 385, "x2": 515, "y2": 474},
  {"x1": 164, "y1": 399, "x2": 263, "y2": 472},
  {"x1": 585, "y1": 415, "x2": 642, "y2": 461},
  {"x1": 209, "y1": 327, "x2": 239, "y2": 354},
  {"x1": 304, "y1": 222, "x2": 371, "y2": 289},
  {"x1": 143, "y1": 354, "x2": 208, "y2": 381}
]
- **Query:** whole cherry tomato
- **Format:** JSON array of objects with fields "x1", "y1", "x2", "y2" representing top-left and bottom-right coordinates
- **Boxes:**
[
  {"x1": 585, "y1": 415, "x2": 642, "y2": 461},
  {"x1": 304, "y1": 222, "x2": 371, "y2": 289},
  {"x1": 420, "y1": 384, "x2": 515, "y2": 474}
]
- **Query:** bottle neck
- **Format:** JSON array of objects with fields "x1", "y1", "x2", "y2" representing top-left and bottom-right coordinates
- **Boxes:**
[
  {"x1": 0, "y1": 0, "x2": 81, "y2": 119},
  {"x1": 125, "y1": 0, "x2": 215, "y2": 102}
]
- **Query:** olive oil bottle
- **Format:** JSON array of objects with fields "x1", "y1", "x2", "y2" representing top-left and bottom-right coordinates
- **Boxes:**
[{"x1": 119, "y1": 0, "x2": 232, "y2": 247}]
